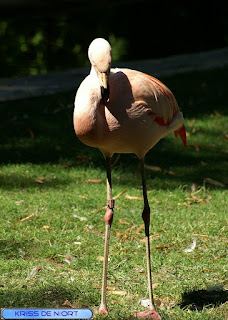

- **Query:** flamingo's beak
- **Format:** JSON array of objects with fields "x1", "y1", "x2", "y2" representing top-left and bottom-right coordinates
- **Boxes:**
[{"x1": 99, "y1": 72, "x2": 110, "y2": 104}]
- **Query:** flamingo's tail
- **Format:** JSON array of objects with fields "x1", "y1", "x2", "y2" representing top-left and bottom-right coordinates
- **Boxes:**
[{"x1": 174, "y1": 125, "x2": 187, "y2": 148}]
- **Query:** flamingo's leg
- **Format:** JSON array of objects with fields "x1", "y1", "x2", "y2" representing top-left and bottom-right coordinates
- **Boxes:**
[
  {"x1": 134, "y1": 158, "x2": 161, "y2": 320},
  {"x1": 98, "y1": 157, "x2": 114, "y2": 315}
]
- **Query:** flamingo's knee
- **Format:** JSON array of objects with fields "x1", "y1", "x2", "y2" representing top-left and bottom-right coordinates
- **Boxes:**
[{"x1": 104, "y1": 199, "x2": 115, "y2": 226}]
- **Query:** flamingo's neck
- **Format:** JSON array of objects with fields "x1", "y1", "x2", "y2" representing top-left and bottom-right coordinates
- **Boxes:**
[{"x1": 74, "y1": 71, "x2": 104, "y2": 147}]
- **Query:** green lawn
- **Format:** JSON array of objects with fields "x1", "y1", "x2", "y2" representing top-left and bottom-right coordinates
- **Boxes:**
[{"x1": 0, "y1": 67, "x2": 227, "y2": 319}]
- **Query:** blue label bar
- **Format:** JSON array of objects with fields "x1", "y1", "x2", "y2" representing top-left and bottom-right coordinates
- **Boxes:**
[{"x1": 1, "y1": 309, "x2": 93, "y2": 319}]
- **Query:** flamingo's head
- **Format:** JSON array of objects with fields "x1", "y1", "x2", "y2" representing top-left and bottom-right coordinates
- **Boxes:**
[{"x1": 88, "y1": 38, "x2": 111, "y2": 104}]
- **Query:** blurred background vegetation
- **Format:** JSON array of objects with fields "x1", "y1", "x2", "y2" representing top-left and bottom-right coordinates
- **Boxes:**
[{"x1": 0, "y1": 0, "x2": 227, "y2": 78}]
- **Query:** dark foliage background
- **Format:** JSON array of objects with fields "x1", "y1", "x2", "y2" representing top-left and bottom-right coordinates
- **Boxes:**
[{"x1": 0, "y1": 0, "x2": 227, "y2": 78}]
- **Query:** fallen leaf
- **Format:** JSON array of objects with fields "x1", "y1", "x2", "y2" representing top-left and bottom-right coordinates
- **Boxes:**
[
  {"x1": 62, "y1": 300, "x2": 75, "y2": 308},
  {"x1": 201, "y1": 161, "x2": 208, "y2": 167},
  {"x1": 214, "y1": 110, "x2": 223, "y2": 117},
  {"x1": 19, "y1": 248, "x2": 26, "y2": 258},
  {"x1": 155, "y1": 246, "x2": 170, "y2": 250},
  {"x1": 56, "y1": 161, "x2": 72, "y2": 168},
  {"x1": 167, "y1": 170, "x2": 176, "y2": 176},
  {"x1": 28, "y1": 129, "x2": 35, "y2": 139},
  {"x1": 78, "y1": 195, "x2": 88, "y2": 199},
  {"x1": 119, "y1": 219, "x2": 130, "y2": 225},
  {"x1": 36, "y1": 265, "x2": 41, "y2": 272},
  {"x1": 178, "y1": 202, "x2": 190, "y2": 209},
  {"x1": 154, "y1": 298, "x2": 163, "y2": 307},
  {"x1": 27, "y1": 265, "x2": 41, "y2": 279},
  {"x1": 42, "y1": 225, "x2": 51, "y2": 230},
  {"x1": 64, "y1": 253, "x2": 73, "y2": 265},
  {"x1": 191, "y1": 142, "x2": 200, "y2": 152},
  {"x1": 70, "y1": 174, "x2": 80, "y2": 178},
  {"x1": 184, "y1": 238, "x2": 197, "y2": 253},
  {"x1": 187, "y1": 194, "x2": 208, "y2": 204},
  {"x1": 188, "y1": 119, "x2": 196, "y2": 127},
  {"x1": 114, "y1": 230, "x2": 123, "y2": 238},
  {"x1": 76, "y1": 155, "x2": 92, "y2": 162},
  {"x1": 136, "y1": 224, "x2": 144, "y2": 234},
  {"x1": 106, "y1": 286, "x2": 116, "y2": 290},
  {"x1": 97, "y1": 256, "x2": 110, "y2": 262},
  {"x1": 204, "y1": 178, "x2": 225, "y2": 187},
  {"x1": 73, "y1": 214, "x2": 87, "y2": 221},
  {"x1": 120, "y1": 234, "x2": 128, "y2": 243}
]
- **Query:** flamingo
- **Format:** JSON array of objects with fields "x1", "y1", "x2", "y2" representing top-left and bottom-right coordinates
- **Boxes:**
[{"x1": 73, "y1": 38, "x2": 186, "y2": 319}]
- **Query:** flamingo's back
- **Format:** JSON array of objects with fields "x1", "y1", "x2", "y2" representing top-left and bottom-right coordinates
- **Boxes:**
[{"x1": 96, "y1": 69, "x2": 186, "y2": 157}]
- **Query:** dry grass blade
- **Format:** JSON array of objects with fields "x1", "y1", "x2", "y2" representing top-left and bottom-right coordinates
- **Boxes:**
[
  {"x1": 15, "y1": 200, "x2": 25, "y2": 205},
  {"x1": 108, "y1": 289, "x2": 127, "y2": 295},
  {"x1": 125, "y1": 195, "x2": 143, "y2": 200},
  {"x1": 113, "y1": 258, "x2": 129, "y2": 270},
  {"x1": 111, "y1": 153, "x2": 120, "y2": 168},
  {"x1": 35, "y1": 177, "x2": 45, "y2": 184},
  {"x1": 79, "y1": 179, "x2": 103, "y2": 183},
  {"x1": 145, "y1": 164, "x2": 162, "y2": 172},
  {"x1": 145, "y1": 164, "x2": 176, "y2": 175},
  {"x1": 204, "y1": 178, "x2": 225, "y2": 187},
  {"x1": 114, "y1": 189, "x2": 127, "y2": 199},
  {"x1": 19, "y1": 213, "x2": 35, "y2": 222}
]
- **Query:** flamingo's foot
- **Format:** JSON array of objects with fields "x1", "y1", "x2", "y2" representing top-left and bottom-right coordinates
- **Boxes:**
[
  {"x1": 133, "y1": 309, "x2": 161, "y2": 320},
  {"x1": 98, "y1": 304, "x2": 108, "y2": 315}
]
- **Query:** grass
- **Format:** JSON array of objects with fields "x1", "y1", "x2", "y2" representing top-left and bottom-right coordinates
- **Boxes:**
[{"x1": 0, "y1": 67, "x2": 227, "y2": 319}]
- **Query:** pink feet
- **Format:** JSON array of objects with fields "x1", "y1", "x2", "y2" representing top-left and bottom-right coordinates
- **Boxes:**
[
  {"x1": 98, "y1": 305, "x2": 161, "y2": 319},
  {"x1": 133, "y1": 309, "x2": 161, "y2": 320},
  {"x1": 98, "y1": 304, "x2": 108, "y2": 315}
]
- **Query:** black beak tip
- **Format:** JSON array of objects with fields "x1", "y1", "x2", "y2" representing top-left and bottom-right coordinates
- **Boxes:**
[{"x1": 101, "y1": 85, "x2": 110, "y2": 104}]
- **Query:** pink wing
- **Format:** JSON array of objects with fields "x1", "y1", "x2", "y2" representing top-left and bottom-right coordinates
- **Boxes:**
[{"x1": 142, "y1": 73, "x2": 186, "y2": 148}]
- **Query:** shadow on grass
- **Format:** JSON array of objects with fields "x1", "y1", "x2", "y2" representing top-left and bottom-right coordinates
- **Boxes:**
[
  {"x1": 179, "y1": 287, "x2": 228, "y2": 311},
  {"x1": 0, "y1": 170, "x2": 75, "y2": 190},
  {"x1": 0, "y1": 285, "x2": 84, "y2": 308}
]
